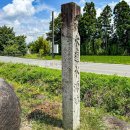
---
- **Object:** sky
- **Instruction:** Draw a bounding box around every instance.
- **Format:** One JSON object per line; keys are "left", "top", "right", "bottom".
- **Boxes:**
{"left": 0, "top": 0, "right": 130, "bottom": 43}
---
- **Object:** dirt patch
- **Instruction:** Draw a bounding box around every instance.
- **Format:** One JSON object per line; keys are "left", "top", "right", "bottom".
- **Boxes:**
{"left": 27, "top": 101, "right": 62, "bottom": 128}
{"left": 28, "top": 101, "right": 62, "bottom": 119}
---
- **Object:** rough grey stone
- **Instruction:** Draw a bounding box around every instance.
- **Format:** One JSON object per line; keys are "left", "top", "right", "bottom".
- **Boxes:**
{"left": 0, "top": 78, "right": 21, "bottom": 130}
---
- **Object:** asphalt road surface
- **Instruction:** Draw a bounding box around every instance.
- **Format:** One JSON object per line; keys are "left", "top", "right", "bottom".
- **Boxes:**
{"left": 0, "top": 56, "right": 130, "bottom": 77}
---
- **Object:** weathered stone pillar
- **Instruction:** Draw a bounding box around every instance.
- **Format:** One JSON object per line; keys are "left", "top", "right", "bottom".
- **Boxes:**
{"left": 61, "top": 2, "right": 80, "bottom": 130}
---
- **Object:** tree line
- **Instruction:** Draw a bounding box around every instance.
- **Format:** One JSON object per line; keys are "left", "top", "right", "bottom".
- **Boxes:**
{"left": 0, "top": 26, "right": 50, "bottom": 56}
{"left": 47, "top": 0, "right": 130, "bottom": 55}
{"left": 0, "top": 1, "right": 130, "bottom": 56}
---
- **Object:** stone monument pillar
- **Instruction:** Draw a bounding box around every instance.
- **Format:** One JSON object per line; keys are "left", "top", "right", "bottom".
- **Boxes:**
{"left": 61, "top": 2, "right": 81, "bottom": 130}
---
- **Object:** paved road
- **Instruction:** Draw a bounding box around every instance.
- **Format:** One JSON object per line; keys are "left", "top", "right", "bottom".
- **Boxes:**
{"left": 0, "top": 56, "right": 130, "bottom": 77}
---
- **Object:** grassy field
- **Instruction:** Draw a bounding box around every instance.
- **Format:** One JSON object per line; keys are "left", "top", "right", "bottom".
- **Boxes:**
{"left": 0, "top": 62, "right": 130, "bottom": 129}
{"left": 23, "top": 54, "right": 130, "bottom": 64}
{"left": 81, "top": 55, "right": 130, "bottom": 64}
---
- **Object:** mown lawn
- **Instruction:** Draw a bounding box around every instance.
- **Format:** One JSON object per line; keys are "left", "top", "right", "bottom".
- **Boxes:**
{"left": 0, "top": 62, "right": 129, "bottom": 130}
{"left": 23, "top": 54, "right": 130, "bottom": 64}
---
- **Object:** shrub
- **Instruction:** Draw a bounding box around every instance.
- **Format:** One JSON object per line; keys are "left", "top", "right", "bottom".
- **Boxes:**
{"left": 28, "top": 37, "right": 50, "bottom": 55}
{"left": 4, "top": 44, "right": 20, "bottom": 56}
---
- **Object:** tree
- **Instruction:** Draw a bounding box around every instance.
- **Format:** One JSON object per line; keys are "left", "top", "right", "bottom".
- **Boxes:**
{"left": 29, "top": 36, "right": 50, "bottom": 56}
{"left": 114, "top": 0, "right": 130, "bottom": 55}
{"left": 126, "top": 27, "right": 130, "bottom": 53}
{"left": 79, "top": 2, "right": 97, "bottom": 55}
{"left": 98, "top": 5, "right": 112, "bottom": 54}
{"left": 0, "top": 26, "right": 15, "bottom": 53}
{"left": 46, "top": 14, "right": 62, "bottom": 54}
{"left": 15, "top": 36, "right": 27, "bottom": 56}
{"left": 0, "top": 26, "right": 27, "bottom": 56}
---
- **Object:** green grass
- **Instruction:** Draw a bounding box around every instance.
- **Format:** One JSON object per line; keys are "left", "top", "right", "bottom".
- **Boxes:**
{"left": 81, "top": 55, "right": 130, "bottom": 64}
{"left": 23, "top": 54, "right": 130, "bottom": 65}
{"left": 23, "top": 54, "right": 61, "bottom": 60}
{"left": 0, "top": 62, "right": 130, "bottom": 129}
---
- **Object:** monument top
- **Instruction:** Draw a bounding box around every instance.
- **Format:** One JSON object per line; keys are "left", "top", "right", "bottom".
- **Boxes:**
{"left": 61, "top": 2, "right": 80, "bottom": 7}
{"left": 61, "top": 2, "right": 80, "bottom": 27}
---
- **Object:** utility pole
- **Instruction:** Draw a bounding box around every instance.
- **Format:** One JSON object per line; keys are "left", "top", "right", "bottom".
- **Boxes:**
{"left": 52, "top": 11, "right": 54, "bottom": 58}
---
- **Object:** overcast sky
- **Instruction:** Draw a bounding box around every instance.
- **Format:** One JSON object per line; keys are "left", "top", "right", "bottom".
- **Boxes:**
{"left": 0, "top": 0, "right": 129, "bottom": 43}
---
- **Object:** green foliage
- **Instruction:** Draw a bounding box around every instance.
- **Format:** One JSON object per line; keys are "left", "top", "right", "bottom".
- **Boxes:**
{"left": 97, "top": 5, "right": 112, "bottom": 54}
{"left": 4, "top": 44, "right": 20, "bottom": 56}
{"left": 15, "top": 35, "right": 27, "bottom": 55}
{"left": 0, "top": 25, "right": 15, "bottom": 53}
{"left": 114, "top": 0, "right": 130, "bottom": 55}
{"left": 0, "top": 62, "right": 130, "bottom": 116}
{"left": 79, "top": 3, "right": 113, "bottom": 55}
{"left": 0, "top": 26, "right": 27, "bottom": 56}
{"left": 39, "top": 49, "right": 44, "bottom": 57}
{"left": 28, "top": 36, "right": 50, "bottom": 56}
{"left": 79, "top": 2, "right": 97, "bottom": 55}
{"left": 94, "top": 38, "right": 104, "bottom": 54}
{"left": 79, "top": 1, "right": 130, "bottom": 55}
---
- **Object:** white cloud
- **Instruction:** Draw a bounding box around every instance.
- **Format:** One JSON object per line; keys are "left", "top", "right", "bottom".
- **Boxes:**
{"left": 78, "top": 0, "right": 86, "bottom": 14}
{"left": 0, "top": 0, "right": 53, "bottom": 43}
{"left": 3, "top": 0, "right": 35, "bottom": 17}
{"left": 13, "top": 17, "right": 50, "bottom": 43}
{"left": 108, "top": 1, "right": 117, "bottom": 10}
{"left": 14, "top": 20, "right": 21, "bottom": 26}
{"left": 96, "top": 1, "right": 118, "bottom": 18}
{"left": 79, "top": 0, "right": 86, "bottom": 5}
{"left": 96, "top": 8, "right": 102, "bottom": 18}
{"left": 54, "top": 11, "right": 60, "bottom": 18}
{"left": 35, "top": 3, "right": 54, "bottom": 13}
{"left": 81, "top": 6, "right": 84, "bottom": 14}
